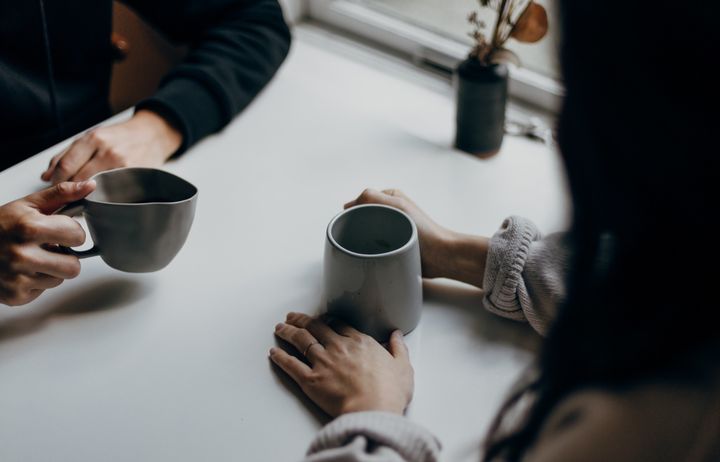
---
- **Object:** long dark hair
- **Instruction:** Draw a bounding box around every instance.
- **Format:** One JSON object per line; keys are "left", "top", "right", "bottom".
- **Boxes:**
{"left": 484, "top": 2, "right": 720, "bottom": 460}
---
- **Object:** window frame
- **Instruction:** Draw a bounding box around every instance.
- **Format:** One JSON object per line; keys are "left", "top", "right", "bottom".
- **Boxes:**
{"left": 306, "top": 0, "right": 564, "bottom": 112}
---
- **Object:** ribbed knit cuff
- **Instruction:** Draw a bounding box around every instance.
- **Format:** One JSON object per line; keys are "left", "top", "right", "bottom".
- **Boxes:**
{"left": 136, "top": 76, "right": 228, "bottom": 156}
{"left": 483, "top": 216, "right": 542, "bottom": 320}
{"left": 308, "top": 412, "right": 441, "bottom": 462}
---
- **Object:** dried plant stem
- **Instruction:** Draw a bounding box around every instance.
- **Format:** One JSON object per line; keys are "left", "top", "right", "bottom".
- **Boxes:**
{"left": 491, "top": 0, "right": 510, "bottom": 51}
{"left": 502, "top": 2, "right": 518, "bottom": 44}
{"left": 468, "top": 0, "right": 546, "bottom": 66}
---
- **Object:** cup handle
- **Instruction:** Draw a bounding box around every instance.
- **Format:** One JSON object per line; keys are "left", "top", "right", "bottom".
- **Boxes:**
{"left": 55, "top": 200, "right": 101, "bottom": 259}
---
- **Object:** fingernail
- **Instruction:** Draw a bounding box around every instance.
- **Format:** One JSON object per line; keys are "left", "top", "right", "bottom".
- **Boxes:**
{"left": 269, "top": 347, "right": 277, "bottom": 356}
{"left": 275, "top": 323, "right": 284, "bottom": 332}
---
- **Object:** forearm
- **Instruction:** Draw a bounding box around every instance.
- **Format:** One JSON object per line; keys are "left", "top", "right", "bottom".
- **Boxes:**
{"left": 127, "top": 110, "right": 182, "bottom": 160}
{"left": 436, "top": 231, "right": 489, "bottom": 289}
{"left": 430, "top": 216, "right": 570, "bottom": 335}
{"left": 126, "top": 0, "right": 292, "bottom": 151}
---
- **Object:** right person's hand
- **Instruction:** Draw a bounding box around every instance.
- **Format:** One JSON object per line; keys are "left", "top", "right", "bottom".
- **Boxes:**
{"left": 0, "top": 181, "right": 96, "bottom": 306}
{"left": 345, "top": 188, "right": 455, "bottom": 279}
{"left": 271, "top": 312, "right": 414, "bottom": 417}
{"left": 345, "top": 188, "right": 489, "bottom": 288}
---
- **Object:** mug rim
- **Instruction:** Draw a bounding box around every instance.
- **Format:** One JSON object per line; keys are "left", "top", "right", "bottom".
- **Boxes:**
{"left": 327, "top": 204, "right": 418, "bottom": 259}
{"left": 86, "top": 167, "right": 198, "bottom": 206}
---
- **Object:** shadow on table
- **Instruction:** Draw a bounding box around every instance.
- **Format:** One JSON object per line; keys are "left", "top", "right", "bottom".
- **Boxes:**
{"left": 0, "top": 277, "right": 151, "bottom": 345}
{"left": 383, "top": 126, "right": 505, "bottom": 162}
{"left": 423, "top": 279, "right": 541, "bottom": 353}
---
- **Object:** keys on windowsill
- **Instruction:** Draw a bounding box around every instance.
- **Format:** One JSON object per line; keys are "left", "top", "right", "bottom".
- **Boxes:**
{"left": 506, "top": 117, "right": 555, "bottom": 146}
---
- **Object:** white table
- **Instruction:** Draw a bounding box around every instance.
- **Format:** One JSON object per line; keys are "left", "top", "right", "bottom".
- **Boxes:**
{"left": 0, "top": 25, "right": 569, "bottom": 462}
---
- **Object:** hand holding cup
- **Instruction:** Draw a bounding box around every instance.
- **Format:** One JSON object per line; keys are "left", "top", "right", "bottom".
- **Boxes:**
{"left": 0, "top": 181, "right": 95, "bottom": 306}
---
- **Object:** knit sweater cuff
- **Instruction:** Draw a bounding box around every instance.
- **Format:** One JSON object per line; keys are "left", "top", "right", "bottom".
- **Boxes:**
{"left": 136, "top": 76, "right": 228, "bottom": 156}
{"left": 308, "top": 412, "right": 441, "bottom": 462}
{"left": 483, "top": 216, "right": 542, "bottom": 320}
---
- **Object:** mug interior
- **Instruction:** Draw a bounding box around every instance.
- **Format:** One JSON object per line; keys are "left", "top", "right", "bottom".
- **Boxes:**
{"left": 331, "top": 206, "right": 413, "bottom": 256}
{"left": 88, "top": 168, "right": 197, "bottom": 204}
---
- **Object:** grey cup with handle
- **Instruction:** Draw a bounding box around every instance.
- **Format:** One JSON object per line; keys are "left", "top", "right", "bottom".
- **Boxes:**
{"left": 57, "top": 167, "right": 198, "bottom": 273}
{"left": 324, "top": 204, "right": 423, "bottom": 341}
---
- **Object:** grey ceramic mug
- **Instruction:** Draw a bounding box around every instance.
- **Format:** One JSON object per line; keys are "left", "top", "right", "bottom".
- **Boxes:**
{"left": 324, "top": 204, "right": 422, "bottom": 341}
{"left": 58, "top": 167, "right": 198, "bottom": 273}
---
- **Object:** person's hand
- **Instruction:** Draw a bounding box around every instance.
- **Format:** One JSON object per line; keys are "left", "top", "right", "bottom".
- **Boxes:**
{"left": 0, "top": 181, "right": 95, "bottom": 306}
{"left": 41, "top": 110, "right": 182, "bottom": 184}
{"left": 345, "top": 189, "right": 454, "bottom": 279}
{"left": 270, "top": 312, "right": 414, "bottom": 417}
{"left": 345, "top": 188, "right": 490, "bottom": 288}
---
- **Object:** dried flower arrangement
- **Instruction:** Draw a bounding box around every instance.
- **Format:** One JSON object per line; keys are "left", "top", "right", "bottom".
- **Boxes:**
{"left": 468, "top": 0, "right": 549, "bottom": 65}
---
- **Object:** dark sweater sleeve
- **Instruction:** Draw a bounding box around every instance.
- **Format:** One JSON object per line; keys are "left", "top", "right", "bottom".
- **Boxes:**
{"left": 121, "top": 0, "right": 291, "bottom": 153}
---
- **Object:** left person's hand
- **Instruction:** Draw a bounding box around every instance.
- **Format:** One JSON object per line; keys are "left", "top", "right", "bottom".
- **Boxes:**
{"left": 41, "top": 110, "right": 182, "bottom": 184}
{"left": 270, "top": 312, "right": 414, "bottom": 418}
{"left": 0, "top": 181, "right": 96, "bottom": 306}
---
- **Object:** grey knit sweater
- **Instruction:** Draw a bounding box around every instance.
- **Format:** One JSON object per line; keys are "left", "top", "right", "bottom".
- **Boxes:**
{"left": 298, "top": 217, "right": 720, "bottom": 462}
{"left": 303, "top": 216, "right": 564, "bottom": 461}
{"left": 480, "top": 216, "right": 569, "bottom": 336}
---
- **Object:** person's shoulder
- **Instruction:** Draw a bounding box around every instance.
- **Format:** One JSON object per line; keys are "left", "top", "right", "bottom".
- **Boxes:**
{"left": 524, "top": 381, "right": 717, "bottom": 462}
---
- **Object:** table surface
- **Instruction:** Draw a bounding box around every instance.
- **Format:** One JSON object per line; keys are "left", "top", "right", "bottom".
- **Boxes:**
{"left": 0, "top": 25, "right": 569, "bottom": 462}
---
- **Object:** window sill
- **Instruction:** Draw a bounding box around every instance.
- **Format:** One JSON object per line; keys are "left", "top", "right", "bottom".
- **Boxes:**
{"left": 306, "top": 0, "right": 564, "bottom": 113}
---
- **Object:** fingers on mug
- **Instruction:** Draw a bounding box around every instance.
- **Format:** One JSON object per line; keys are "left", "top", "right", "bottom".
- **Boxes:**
{"left": 54, "top": 200, "right": 101, "bottom": 258}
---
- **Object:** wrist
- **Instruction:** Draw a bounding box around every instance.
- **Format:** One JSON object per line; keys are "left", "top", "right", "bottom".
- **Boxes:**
{"left": 340, "top": 396, "right": 406, "bottom": 416}
{"left": 441, "top": 231, "right": 489, "bottom": 288}
{"left": 133, "top": 109, "right": 183, "bottom": 160}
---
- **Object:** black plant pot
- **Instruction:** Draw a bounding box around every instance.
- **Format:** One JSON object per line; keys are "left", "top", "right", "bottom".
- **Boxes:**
{"left": 454, "top": 59, "right": 508, "bottom": 157}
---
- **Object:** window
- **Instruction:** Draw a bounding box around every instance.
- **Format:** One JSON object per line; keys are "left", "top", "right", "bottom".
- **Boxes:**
{"left": 308, "top": 0, "right": 563, "bottom": 111}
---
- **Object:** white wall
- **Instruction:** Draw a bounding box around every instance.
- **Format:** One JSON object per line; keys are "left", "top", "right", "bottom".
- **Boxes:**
{"left": 280, "top": 0, "right": 308, "bottom": 24}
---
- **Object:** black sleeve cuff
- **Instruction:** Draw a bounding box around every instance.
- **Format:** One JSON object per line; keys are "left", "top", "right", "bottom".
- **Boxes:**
{"left": 136, "top": 77, "right": 227, "bottom": 156}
